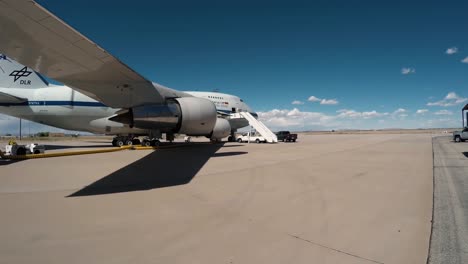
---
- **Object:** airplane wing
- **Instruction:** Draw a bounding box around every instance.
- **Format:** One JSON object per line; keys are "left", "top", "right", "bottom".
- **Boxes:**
{"left": 0, "top": 91, "right": 27, "bottom": 104}
{"left": 0, "top": 0, "right": 182, "bottom": 108}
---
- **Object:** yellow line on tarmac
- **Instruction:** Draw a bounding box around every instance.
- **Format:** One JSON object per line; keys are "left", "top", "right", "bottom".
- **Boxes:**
{"left": 0, "top": 145, "right": 133, "bottom": 160}
{"left": 0, "top": 142, "right": 205, "bottom": 160}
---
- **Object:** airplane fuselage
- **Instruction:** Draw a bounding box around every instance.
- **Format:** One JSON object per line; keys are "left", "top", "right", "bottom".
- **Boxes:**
{"left": 0, "top": 85, "right": 253, "bottom": 135}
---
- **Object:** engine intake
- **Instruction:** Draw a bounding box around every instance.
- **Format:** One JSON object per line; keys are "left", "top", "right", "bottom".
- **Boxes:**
{"left": 175, "top": 97, "right": 217, "bottom": 136}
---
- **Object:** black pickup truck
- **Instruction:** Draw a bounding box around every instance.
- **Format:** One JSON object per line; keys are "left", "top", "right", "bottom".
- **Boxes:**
{"left": 275, "top": 131, "right": 298, "bottom": 142}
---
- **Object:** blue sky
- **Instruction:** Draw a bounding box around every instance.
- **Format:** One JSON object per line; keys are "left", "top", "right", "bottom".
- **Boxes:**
{"left": 1, "top": 0, "right": 468, "bottom": 133}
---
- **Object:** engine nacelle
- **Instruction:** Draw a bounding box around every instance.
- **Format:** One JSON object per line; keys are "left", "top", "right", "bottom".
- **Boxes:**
{"left": 110, "top": 97, "right": 218, "bottom": 136}
{"left": 210, "top": 118, "right": 231, "bottom": 140}
{"left": 175, "top": 97, "right": 217, "bottom": 136}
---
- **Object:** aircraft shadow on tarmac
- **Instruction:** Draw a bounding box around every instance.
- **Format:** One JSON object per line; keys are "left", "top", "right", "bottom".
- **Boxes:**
{"left": 68, "top": 143, "right": 247, "bottom": 197}
{"left": 0, "top": 159, "right": 21, "bottom": 166}
{"left": 463, "top": 152, "right": 468, "bottom": 158}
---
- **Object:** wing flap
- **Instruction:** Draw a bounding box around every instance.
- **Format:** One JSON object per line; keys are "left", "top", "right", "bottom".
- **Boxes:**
{"left": 0, "top": 0, "right": 165, "bottom": 108}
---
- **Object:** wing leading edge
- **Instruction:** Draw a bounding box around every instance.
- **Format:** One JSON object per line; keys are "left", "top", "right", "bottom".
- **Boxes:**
{"left": 0, "top": 0, "right": 180, "bottom": 108}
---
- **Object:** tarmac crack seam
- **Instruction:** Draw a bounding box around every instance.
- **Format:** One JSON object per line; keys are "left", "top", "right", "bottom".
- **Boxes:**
{"left": 288, "top": 234, "right": 384, "bottom": 264}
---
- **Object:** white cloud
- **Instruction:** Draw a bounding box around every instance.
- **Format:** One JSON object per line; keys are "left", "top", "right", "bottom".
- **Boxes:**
{"left": 446, "top": 47, "right": 458, "bottom": 55}
{"left": 393, "top": 108, "right": 406, "bottom": 114}
{"left": 258, "top": 108, "right": 335, "bottom": 130}
{"left": 336, "top": 109, "right": 362, "bottom": 119}
{"left": 287, "top": 108, "right": 302, "bottom": 116}
{"left": 307, "top": 96, "right": 321, "bottom": 102}
{"left": 462, "top": 57, "right": 468, "bottom": 64}
{"left": 362, "top": 111, "right": 383, "bottom": 119}
{"left": 392, "top": 108, "right": 408, "bottom": 119}
{"left": 308, "top": 95, "right": 339, "bottom": 105}
{"left": 257, "top": 106, "right": 458, "bottom": 131}
{"left": 336, "top": 109, "right": 388, "bottom": 119}
{"left": 427, "top": 92, "right": 467, "bottom": 107}
{"left": 291, "top": 100, "right": 304, "bottom": 105}
{"left": 416, "top": 109, "right": 429, "bottom": 114}
{"left": 446, "top": 92, "right": 458, "bottom": 100}
{"left": 258, "top": 108, "right": 387, "bottom": 131}
{"left": 320, "top": 99, "right": 339, "bottom": 105}
{"left": 401, "top": 68, "right": 416, "bottom": 75}
{"left": 434, "top": 109, "right": 453, "bottom": 115}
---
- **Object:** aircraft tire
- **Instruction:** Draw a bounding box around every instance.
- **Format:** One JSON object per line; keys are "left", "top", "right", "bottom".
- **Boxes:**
{"left": 116, "top": 140, "right": 124, "bottom": 147}
{"left": 16, "top": 147, "right": 26, "bottom": 156}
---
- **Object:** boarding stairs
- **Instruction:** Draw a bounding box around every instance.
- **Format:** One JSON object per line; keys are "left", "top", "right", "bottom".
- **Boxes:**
{"left": 239, "top": 112, "right": 278, "bottom": 143}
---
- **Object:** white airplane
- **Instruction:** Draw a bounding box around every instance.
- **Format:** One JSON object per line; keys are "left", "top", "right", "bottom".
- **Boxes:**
{"left": 0, "top": 1, "right": 258, "bottom": 146}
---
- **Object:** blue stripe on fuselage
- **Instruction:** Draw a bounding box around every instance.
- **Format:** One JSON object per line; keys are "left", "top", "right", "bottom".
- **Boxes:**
{"left": 0, "top": 101, "right": 107, "bottom": 107}
{"left": 0, "top": 101, "right": 259, "bottom": 118}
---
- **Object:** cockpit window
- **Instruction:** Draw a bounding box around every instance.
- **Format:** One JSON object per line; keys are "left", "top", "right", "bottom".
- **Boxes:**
{"left": 240, "top": 99, "right": 244, "bottom": 102}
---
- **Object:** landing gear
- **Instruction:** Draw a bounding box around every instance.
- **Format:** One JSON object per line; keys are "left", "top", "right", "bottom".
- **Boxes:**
{"left": 141, "top": 138, "right": 161, "bottom": 147}
{"left": 166, "top": 133, "right": 175, "bottom": 143}
{"left": 228, "top": 130, "right": 237, "bottom": 142}
{"left": 210, "top": 137, "right": 222, "bottom": 143}
{"left": 112, "top": 138, "right": 125, "bottom": 147}
{"left": 112, "top": 135, "right": 139, "bottom": 147}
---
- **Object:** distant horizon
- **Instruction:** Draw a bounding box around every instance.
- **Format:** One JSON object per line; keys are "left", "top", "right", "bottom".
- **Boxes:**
{"left": 0, "top": 126, "right": 461, "bottom": 137}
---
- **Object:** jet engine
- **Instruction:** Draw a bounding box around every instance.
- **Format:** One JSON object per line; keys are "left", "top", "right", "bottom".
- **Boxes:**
{"left": 210, "top": 117, "right": 231, "bottom": 141}
{"left": 110, "top": 97, "right": 230, "bottom": 138}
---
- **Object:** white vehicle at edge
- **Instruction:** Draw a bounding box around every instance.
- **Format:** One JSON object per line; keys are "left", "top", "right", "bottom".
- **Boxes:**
{"left": 5, "top": 142, "right": 45, "bottom": 156}
{"left": 236, "top": 132, "right": 267, "bottom": 143}
{"left": 0, "top": 1, "right": 264, "bottom": 146}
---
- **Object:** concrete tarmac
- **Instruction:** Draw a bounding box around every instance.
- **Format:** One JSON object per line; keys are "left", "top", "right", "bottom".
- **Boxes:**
{"left": 429, "top": 136, "right": 468, "bottom": 263}
{"left": 0, "top": 134, "right": 433, "bottom": 264}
